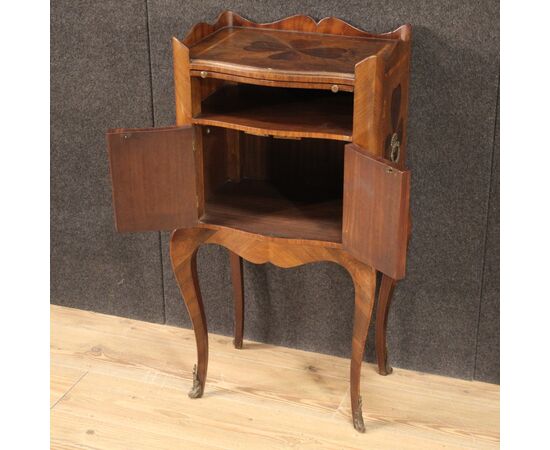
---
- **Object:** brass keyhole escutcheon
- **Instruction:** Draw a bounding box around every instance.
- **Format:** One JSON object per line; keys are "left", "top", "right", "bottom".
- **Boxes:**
{"left": 200, "top": 71, "right": 208, "bottom": 79}
{"left": 390, "top": 133, "right": 400, "bottom": 163}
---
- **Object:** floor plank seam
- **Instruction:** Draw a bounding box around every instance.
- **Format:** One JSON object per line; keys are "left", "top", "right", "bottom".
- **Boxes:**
{"left": 51, "top": 371, "right": 89, "bottom": 410}
{"left": 331, "top": 386, "right": 350, "bottom": 418}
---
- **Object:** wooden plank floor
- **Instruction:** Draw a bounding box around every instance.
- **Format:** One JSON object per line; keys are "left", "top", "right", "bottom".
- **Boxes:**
{"left": 51, "top": 305, "right": 499, "bottom": 449}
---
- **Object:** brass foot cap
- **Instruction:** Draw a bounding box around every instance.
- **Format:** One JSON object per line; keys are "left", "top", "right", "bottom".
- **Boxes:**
{"left": 353, "top": 417, "right": 366, "bottom": 433}
{"left": 352, "top": 396, "right": 365, "bottom": 433}
{"left": 188, "top": 385, "right": 203, "bottom": 399}
{"left": 188, "top": 364, "right": 204, "bottom": 398}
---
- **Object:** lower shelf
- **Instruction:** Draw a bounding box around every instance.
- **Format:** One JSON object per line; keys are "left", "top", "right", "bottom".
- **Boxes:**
{"left": 200, "top": 180, "right": 343, "bottom": 243}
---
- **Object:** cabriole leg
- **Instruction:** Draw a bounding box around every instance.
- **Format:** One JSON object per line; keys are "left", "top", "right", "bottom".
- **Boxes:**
{"left": 375, "top": 274, "right": 396, "bottom": 376}
{"left": 348, "top": 264, "right": 376, "bottom": 433}
{"left": 170, "top": 228, "right": 213, "bottom": 398}
{"left": 229, "top": 252, "right": 244, "bottom": 349}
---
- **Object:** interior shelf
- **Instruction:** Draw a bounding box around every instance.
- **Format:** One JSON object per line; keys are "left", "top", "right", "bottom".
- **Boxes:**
{"left": 200, "top": 179, "right": 343, "bottom": 243}
{"left": 193, "top": 84, "right": 353, "bottom": 141}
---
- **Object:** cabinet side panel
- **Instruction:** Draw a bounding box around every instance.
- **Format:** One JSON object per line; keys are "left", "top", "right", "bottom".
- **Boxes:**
{"left": 382, "top": 40, "right": 411, "bottom": 167}
{"left": 352, "top": 56, "right": 385, "bottom": 155}
{"left": 343, "top": 145, "right": 410, "bottom": 279}
{"left": 172, "top": 38, "right": 193, "bottom": 126}
{"left": 107, "top": 127, "right": 197, "bottom": 232}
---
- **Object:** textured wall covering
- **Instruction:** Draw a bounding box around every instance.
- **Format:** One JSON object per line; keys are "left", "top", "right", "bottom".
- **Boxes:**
{"left": 51, "top": 0, "right": 500, "bottom": 382}
{"left": 475, "top": 99, "right": 500, "bottom": 384}
{"left": 51, "top": 0, "right": 165, "bottom": 321}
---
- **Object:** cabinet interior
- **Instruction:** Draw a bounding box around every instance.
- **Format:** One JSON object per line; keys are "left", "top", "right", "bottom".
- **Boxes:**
{"left": 199, "top": 126, "right": 345, "bottom": 243}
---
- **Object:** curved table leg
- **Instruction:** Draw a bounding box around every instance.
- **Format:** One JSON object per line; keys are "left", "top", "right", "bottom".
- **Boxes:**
{"left": 229, "top": 252, "right": 244, "bottom": 349}
{"left": 170, "top": 228, "right": 213, "bottom": 398}
{"left": 347, "top": 262, "right": 376, "bottom": 433}
{"left": 171, "top": 226, "right": 377, "bottom": 432}
{"left": 375, "top": 274, "right": 396, "bottom": 376}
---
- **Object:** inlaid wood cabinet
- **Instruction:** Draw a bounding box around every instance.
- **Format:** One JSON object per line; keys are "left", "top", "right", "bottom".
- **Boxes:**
{"left": 106, "top": 11, "right": 412, "bottom": 432}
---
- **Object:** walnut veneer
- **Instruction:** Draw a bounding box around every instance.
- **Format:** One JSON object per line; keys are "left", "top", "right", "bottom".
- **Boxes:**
{"left": 106, "top": 11, "right": 412, "bottom": 433}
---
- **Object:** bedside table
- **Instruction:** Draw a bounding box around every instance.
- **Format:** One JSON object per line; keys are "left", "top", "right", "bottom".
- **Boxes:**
{"left": 106, "top": 11, "right": 412, "bottom": 432}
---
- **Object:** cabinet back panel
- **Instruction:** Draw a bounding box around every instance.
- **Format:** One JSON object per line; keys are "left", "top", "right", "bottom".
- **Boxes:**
{"left": 241, "top": 133, "right": 344, "bottom": 201}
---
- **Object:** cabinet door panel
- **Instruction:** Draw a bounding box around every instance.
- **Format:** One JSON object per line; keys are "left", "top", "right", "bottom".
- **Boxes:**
{"left": 107, "top": 126, "right": 197, "bottom": 232}
{"left": 342, "top": 143, "right": 410, "bottom": 279}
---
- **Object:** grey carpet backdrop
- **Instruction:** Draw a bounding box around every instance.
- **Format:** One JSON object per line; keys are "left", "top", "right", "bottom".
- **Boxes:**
{"left": 51, "top": 0, "right": 500, "bottom": 383}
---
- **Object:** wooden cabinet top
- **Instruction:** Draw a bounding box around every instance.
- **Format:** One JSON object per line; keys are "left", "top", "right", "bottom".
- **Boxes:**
{"left": 179, "top": 11, "right": 411, "bottom": 88}
{"left": 189, "top": 27, "right": 397, "bottom": 85}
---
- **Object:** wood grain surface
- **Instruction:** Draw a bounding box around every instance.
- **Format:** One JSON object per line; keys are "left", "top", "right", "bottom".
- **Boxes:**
{"left": 343, "top": 144, "right": 411, "bottom": 279}
{"left": 51, "top": 305, "right": 500, "bottom": 449}
{"left": 201, "top": 179, "right": 343, "bottom": 243}
{"left": 178, "top": 11, "right": 408, "bottom": 88}
{"left": 107, "top": 126, "right": 197, "bottom": 232}
{"left": 193, "top": 84, "right": 353, "bottom": 141}
{"left": 189, "top": 27, "right": 397, "bottom": 86}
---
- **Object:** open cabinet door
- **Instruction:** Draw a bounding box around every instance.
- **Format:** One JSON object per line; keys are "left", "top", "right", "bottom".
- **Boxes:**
{"left": 342, "top": 143, "right": 410, "bottom": 279}
{"left": 107, "top": 126, "right": 197, "bottom": 232}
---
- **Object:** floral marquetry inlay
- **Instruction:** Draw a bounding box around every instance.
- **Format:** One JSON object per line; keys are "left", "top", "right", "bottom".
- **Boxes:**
{"left": 244, "top": 38, "right": 349, "bottom": 61}
{"left": 184, "top": 12, "right": 407, "bottom": 85}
